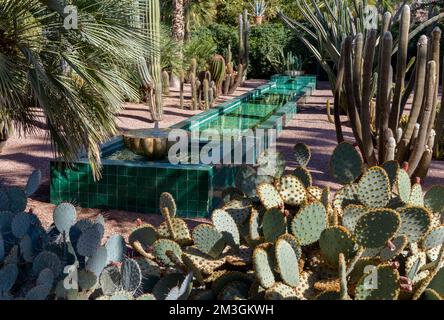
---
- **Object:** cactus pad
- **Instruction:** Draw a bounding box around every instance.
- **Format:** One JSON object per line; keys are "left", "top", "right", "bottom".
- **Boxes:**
{"left": 153, "top": 273, "right": 192, "bottom": 300}
{"left": 192, "top": 224, "right": 226, "bottom": 258}
{"left": 382, "top": 160, "right": 399, "bottom": 189}
{"left": 53, "top": 203, "right": 77, "bottom": 235}
{"left": 319, "top": 226, "right": 357, "bottom": 266}
{"left": 159, "top": 192, "right": 176, "bottom": 217}
{"left": 25, "top": 285, "right": 51, "bottom": 300}
{"left": 307, "top": 186, "right": 323, "bottom": 202}
{"left": 424, "top": 186, "right": 444, "bottom": 214}
{"left": 275, "top": 239, "right": 300, "bottom": 287}
{"left": 291, "top": 201, "right": 327, "bottom": 246}
{"left": 158, "top": 218, "right": 192, "bottom": 245}
{"left": 212, "top": 209, "right": 240, "bottom": 248}
{"left": 32, "top": 251, "right": 62, "bottom": 278}
{"left": 354, "top": 209, "right": 401, "bottom": 248}
{"left": 342, "top": 204, "right": 368, "bottom": 232}
{"left": 348, "top": 257, "right": 381, "bottom": 284}
{"left": 355, "top": 264, "right": 400, "bottom": 300}
{"left": 11, "top": 212, "right": 31, "bottom": 239}
{"left": 265, "top": 282, "right": 298, "bottom": 300}
{"left": 427, "top": 267, "right": 444, "bottom": 298}
{"left": 5, "top": 187, "right": 27, "bottom": 213}
{"left": 18, "top": 236, "right": 35, "bottom": 262}
{"left": 257, "top": 150, "right": 286, "bottom": 178}
{"left": 253, "top": 244, "right": 275, "bottom": 289}
{"left": 262, "top": 208, "right": 286, "bottom": 242}
{"left": 121, "top": 258, "right": 142, "bottom": 293}
{"left": 249, "top": 206, "right": 264, "bottom": 241}
{"left": 333, "top": 184, "right": 360, "bottom": 213}
{"left": 222, "top": 199, "right": 252, "bottom": 225}
{"left": 293, "top": 166, "right": 312, "bottom": 188}
{"left": 153, "top": 239, "right": 182, "bottom": 267}
{"left": 105, "top": 234, "right": 126, "bottom": 264}
{"left": 294, "top": 142, "right": 311, "bottom": 167}
{"left": 183, "top": 248, "right": 226, "bottom": 276}
{"left": 78, "top": 269, "right": 98, "bottom": 291}
{"left": 86, "top": 246, "right": 108, "bottom": 277}
{"left": 379, "top": 235, "right": 408, "bottom": 261}
{"left": 217, "top": 280, "right": 250, "bottom": 300}
{"left": 409, "top": 184, "right": 424, "bottom": 206}
{"left": 235, "top": 166, "right": 258, "bottom": 197}
{"left": 24, "top": 170, "right": 42, "bottom": 197}
{"left": 330, "top": 142, "right": 363, "bottom": 184}
{"left": 36, "top": 268, "right": 54, "bottom": 289}
{"left": 257, "top": 183, "right": 284, "bottom": 210}
{"left": 278, "top": 175, "right": 307, "bottom": 206}
{"left": 278, "top": 234, "right": 302, "bottom": 260}
{"left": 77, "top": 223, "right": 102, "bottom": 257}
{"left": 129, "top": 224, "right": 158, "bottom": 249}
{"left": 357, "top": 167, "right": 391, "bottom": 208}
{"left": 397, "top": 206, "right": 432, "bottom": 242}
{"left": 0, "top": 263, "right": 18, "bottom": 293}
{"left": 395, "top": 169, "right": 411, "bottom": 203}
{"left": 421, "top": 226, "right": 444, "bottom": 250}
{"left": 421, "top": 288, "right": 443, "bottom": 300}
{"left": 100, "top": 266, "right": 122, "bottom": 296}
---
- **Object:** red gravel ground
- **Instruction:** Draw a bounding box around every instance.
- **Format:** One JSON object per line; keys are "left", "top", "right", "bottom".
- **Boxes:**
{"left": 1, "top": 80, "right": 443, "bottom": 241}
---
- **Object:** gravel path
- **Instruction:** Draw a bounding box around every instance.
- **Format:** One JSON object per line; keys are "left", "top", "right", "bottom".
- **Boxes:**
{"left": 1, "top": 80, "right": 443, "bottom": 240}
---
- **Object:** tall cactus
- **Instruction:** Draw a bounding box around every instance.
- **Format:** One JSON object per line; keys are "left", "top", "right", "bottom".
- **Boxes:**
{"left": 139, "top": 0, "right": 163, "bottom": 121}
{"left": 238, "top": 10, "right": 250, "bottom": 83}
{"left": 209, "top": 55, "right": 226, "bottom": 97}
{"left": 338, "top": 4, "right": 442, "bottom": 178}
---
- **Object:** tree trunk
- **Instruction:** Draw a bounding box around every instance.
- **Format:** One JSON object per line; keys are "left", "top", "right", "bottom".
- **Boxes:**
{"left": 172, "top": 0, "right": 185, "bottom": 47}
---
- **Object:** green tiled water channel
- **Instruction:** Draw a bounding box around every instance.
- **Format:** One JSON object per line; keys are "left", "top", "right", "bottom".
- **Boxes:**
{"left": 50, "top": 75, "right": 316, "bottom": 217}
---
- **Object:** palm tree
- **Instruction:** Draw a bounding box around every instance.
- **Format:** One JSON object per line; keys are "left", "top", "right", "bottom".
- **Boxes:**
{"left": 172, "top": 0, "right": 185, "bottom": 46}
{"left": 0, "top": 0, "right": 150, "bottom": 178}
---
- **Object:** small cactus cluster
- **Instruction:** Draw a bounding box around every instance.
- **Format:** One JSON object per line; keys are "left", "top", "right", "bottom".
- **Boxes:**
{"left": 0, "top": 172, "right": 188, "bottom": 300}
{"left": 188, "top": 59, "right": 216, "bottom": 111}
{"left": 180, "top": 10, "right": 249, "bottom": 110}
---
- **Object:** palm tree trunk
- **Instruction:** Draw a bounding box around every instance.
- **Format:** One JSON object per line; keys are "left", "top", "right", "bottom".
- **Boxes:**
{"left": 172, "top": 0, "right": 185, "bottom": 47}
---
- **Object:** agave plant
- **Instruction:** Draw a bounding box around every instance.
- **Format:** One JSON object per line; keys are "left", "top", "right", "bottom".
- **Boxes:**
{"left": 0, "top": 0, "right": 150, "bottom": 178}
{"left": 250, "top": 0, "right": 267, "bottom": 24}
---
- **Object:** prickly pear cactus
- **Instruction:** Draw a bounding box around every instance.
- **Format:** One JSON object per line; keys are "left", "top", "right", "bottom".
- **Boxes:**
{"left": 291, "top": 202, "right": 327, "bottom": 246}
{"left": 330, "top": 142, "right": 363, "bottom": 184}
{"left": 357, "top": 167, "right": 391, "bottom": 208}
{"left": 355, "top": 265, "right": 400, "bottom": 300}
{"left": 279, "top": 175, "right": 307, "bottom": 206}
{"left": 354, "top": 209, "right": 401, "bottom": 248}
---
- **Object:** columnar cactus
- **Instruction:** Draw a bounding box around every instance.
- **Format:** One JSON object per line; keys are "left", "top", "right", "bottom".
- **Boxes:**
{"left": 209, "top": 54, "right": 226, "bottom": 97}
{"left": 336, "top": 5, "right": 442, "bottom": 178}
{"left": 140, "top": 0, "right": 163, "bottom": 121}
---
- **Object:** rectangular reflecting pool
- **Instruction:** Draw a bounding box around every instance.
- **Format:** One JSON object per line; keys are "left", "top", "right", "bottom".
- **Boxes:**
{"left": 50, "top": 75, "right": 316, "bottom": 217}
